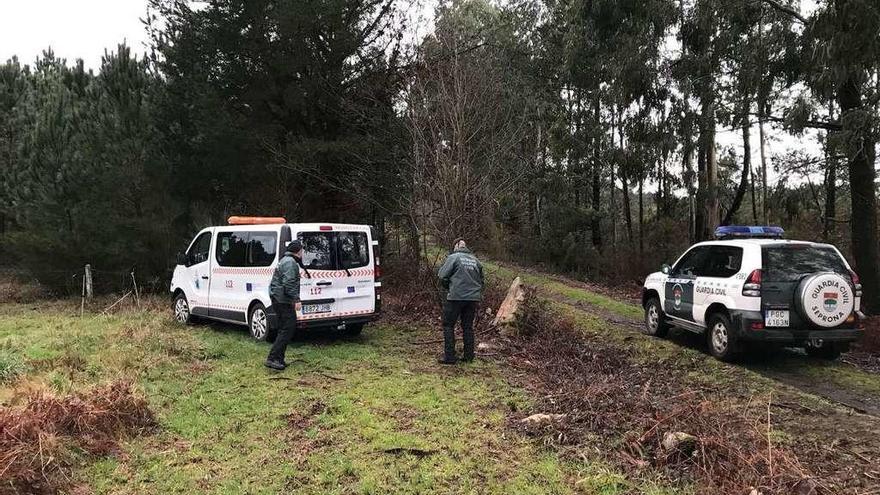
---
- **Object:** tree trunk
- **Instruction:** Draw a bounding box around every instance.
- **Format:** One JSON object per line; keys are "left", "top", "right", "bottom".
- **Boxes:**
{"left": 621, "top": 170, "right": 633, "bottom": 244}
{"left": 638, "top": 175, "right": 644, "bottom": 256}
{"left": 683, "top": 126, "right": 695, "bottom": 242}
{"left": 695, "top": 116, "right": 708, "bottom": 240}
{"left": 722, "top": 115, "right": 751, "bottom": 226}
{"left": 823, "top": 102, "right": 837, "bottom": 242}
{"left": 610, "top": 108, "right": 618, "bottom": 248}
{"left": 758, "top": 109, "right": 769, "bottom": 224}
{"left": 838, "top": 76, "right": 880, "bottom": 313}
{"left": 750, "top": 163, "right": 758, "bottom": 224}
{"left": 705, "top": 100, "right": 719, "bottom": 237}
{"left": 591, "top": 94, "right": 602, "bottom": 250}
{"left": 657, "top": 160, "right": 663, "bottom": 219}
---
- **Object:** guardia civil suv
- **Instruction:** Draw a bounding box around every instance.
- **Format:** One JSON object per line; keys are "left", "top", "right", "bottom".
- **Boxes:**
{"left": 641, "top": 226, "right": 865, "bottom": 361}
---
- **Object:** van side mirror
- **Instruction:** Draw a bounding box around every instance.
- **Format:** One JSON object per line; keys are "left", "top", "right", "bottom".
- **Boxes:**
{"left": 661, "top": 263, "right": 671, "bottom": 275}
{"left": 177, "top": 252, "right": 187, "bottom": 266}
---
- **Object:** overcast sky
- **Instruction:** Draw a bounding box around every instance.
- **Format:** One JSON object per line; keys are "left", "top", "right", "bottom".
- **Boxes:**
{"left": 0, "top": 0, "right": 151, "bottom": 69}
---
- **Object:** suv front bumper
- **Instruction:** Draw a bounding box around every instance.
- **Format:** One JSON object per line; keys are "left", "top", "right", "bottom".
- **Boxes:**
{"left": 730, "top": 310, "right": 864, "bottom": 343}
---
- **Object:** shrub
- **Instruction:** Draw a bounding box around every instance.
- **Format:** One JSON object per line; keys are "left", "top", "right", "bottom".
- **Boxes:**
{"left": 0, "top": 349, "right": 28, "bottom": 383}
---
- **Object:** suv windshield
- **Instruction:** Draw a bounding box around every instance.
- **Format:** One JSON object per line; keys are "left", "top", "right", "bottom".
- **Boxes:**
{"left": 762, "top": 245, "right": 848, "bottom": 282}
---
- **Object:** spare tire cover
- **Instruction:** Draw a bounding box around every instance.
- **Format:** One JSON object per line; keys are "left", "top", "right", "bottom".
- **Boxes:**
{"left": 797, "top": 272, "right": 855, "bottom": 328}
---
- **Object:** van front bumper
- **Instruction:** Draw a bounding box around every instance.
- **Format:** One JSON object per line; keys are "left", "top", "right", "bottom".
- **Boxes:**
{"left": 730, "top": 310, "right": 864, "bottom": 343}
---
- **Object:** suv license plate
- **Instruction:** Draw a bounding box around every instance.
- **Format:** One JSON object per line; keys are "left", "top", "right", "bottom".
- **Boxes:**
{"left": 303, "top": 303, "right": 332, "bottom": 314}
{"left": 765, "top": 310, "right": 789, "bottom": 327}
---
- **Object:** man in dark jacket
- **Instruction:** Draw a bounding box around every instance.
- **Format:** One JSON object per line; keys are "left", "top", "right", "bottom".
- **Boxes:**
{"left": 266, "top": 240, "right": 303, "bottom": 370}
{"left": 437, "top": 238, "right": 484, "bottom": 364}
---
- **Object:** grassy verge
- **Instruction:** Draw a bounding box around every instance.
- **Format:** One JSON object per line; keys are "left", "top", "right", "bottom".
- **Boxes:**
{"left": 0, "top": 301, "right": 676, "bottom": 494}
{"left": 485, "top": 262, "right": 642, "bottom": 320}
{"left": 485, "top": 260, "right": 880, "bottom": 401}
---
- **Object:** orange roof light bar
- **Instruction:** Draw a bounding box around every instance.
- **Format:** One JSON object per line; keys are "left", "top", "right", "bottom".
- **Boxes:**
{"left": 227, "top": 216, "right": 287, "bottom": 225}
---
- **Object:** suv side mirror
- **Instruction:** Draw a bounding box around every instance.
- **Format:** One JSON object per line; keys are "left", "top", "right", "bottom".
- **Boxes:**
{"left": 661, "top": 263, "right": 671, "bottom": 275}
{"left": 176, "top": 252, "right": 187, "bottom": 266}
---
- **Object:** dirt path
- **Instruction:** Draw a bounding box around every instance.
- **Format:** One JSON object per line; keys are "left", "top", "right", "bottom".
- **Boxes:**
{"left": 488, "top": 260, "right": 880, "bottom": 418}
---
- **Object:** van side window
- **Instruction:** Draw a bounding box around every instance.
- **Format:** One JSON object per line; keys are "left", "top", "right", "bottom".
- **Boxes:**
{"left": 248, "top": 232, "right": 277, "bottom": 267}
{"left": 216, "top": 232, "right": 248, "bottom": 267}
{"left": 187, "top": 232, "right": 212, "bottom": 266}
{"left": 298, "top": 232, "right": 336, "bottom": 270}
{"left": 339, "top": 232, "right": 369, "bottom": 269}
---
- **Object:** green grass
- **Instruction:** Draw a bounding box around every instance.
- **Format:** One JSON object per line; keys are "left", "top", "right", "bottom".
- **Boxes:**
{"left": 484, "top": 259, "right": 880, "bottom": 407}
{"left": 0, "top": 301, "right": 679, "bottom": 494}
{"left": 0, "top": 348, "right": 28, "bottom": 383}
{"left": 484, "top": 262, "right": 642, "bottom": 320}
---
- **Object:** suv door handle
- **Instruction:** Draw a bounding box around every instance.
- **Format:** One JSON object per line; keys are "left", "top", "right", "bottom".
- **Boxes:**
{"left": 201, "top": 276, "right": 209, "bottom": 280}
{"left": 316, "top": 281, "right": 332, "bottom": 286}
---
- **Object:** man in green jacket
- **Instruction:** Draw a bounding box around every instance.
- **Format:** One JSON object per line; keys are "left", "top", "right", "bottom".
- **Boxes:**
{"left": 266, "top": 240, "right": 303, "bottom": 370}
{"left": 437, "top": 238, "right": 484, "bottom": 364}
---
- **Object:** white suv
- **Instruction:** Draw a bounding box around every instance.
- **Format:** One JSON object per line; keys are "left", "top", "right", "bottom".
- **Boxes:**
{"left": 641, "top": 226, "right": 865, "bottom": 361}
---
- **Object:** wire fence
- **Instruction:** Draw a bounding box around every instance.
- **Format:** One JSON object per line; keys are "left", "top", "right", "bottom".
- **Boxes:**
{"left": 0, "top": 265, "right": 173, "bottom": 300}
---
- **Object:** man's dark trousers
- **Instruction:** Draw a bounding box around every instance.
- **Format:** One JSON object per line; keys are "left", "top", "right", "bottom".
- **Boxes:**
{"left": 268, "top": 297, "right": 296, "bottom": 363}
{"left": 442, "top": 300, "right": 478, "bottom": 361}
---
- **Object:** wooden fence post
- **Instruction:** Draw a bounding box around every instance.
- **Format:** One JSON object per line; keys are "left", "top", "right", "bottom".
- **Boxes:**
{"left": 131, "top": 270, "right": 140, "bottom": 308}
{"left": 84, "top": 264, "right": 93, "bottom": 299}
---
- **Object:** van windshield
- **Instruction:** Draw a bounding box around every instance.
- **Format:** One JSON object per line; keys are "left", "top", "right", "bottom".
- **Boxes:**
{"left": 762, "top": 245, "right": 848, "bottom": 282}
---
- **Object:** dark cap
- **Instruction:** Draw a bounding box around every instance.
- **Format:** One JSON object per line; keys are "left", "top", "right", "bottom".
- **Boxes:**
{"left": 286, "top": 240, "right": 303, "bottom": 253}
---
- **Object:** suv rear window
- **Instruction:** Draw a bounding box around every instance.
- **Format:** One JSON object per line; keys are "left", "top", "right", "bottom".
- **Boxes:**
{"left": 762, "top": 245, "right": 848, "bottom": 282}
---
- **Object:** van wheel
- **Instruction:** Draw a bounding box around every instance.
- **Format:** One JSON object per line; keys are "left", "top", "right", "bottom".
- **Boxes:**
{"left": 707, "top": 313, "right": 739, "bottom": 362}
{"left": 249, "top": 303, "right": 270, "bottom": 341}
{"left": 173, "top": 293, "right": 194, "bottom": 325}
{"left": 643, "top": 298, "right": 669, "bottom": 337}
{"left": 806, "top": 341, "right": 848, "bottom": 360}
{"left": 343, "top": 323, "right": 364, "bottom": 337}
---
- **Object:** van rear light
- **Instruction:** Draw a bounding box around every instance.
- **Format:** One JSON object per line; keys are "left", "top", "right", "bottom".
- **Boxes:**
{"left": 374, "top": 256, "right": 382, "bottom": 279}
{"left": 319, "top": 225, "right": 333, "bottom": 231}
{"left": 742, "top": 269, "right": 762, "bottom": 297}
{"left": 850, "top": 270, "right": 863, "bottom": 297}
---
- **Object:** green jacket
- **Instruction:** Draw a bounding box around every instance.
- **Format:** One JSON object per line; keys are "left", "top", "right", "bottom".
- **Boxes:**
{"left": 438, "top": 248, "right": 484, "bottom": 301}
{"left": 269, "top": 253, "right": 301, "bottom": 304}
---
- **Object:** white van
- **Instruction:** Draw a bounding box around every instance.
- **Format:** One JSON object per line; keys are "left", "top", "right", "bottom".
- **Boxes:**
{"left": 170, "top": 217, "right": 381, "bottom": 340}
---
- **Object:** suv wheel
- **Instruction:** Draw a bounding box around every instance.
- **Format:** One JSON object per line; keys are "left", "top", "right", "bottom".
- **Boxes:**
{"left": 643, "top": 298, "right": 669, "bottom": 337}
{"left": 249, "top": 303, "right": 270, "bottom": 341}
{"left": 805, "top": 341, "right": 848, "bottom": 360}
{"left": 707, "top": 313, "right": 739, "bottom": 362}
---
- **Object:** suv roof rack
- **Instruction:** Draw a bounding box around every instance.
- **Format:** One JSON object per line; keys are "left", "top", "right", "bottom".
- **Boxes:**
{"left": 715, "top": 225, "right": 784, "bottom": 240}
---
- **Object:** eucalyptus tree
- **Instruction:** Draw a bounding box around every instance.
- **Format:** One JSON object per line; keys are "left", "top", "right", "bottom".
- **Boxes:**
{"left": 801, "top": 0, "right": 880, "bottom": 312}
{"left": 544, "top": 0, "right": 675, "bottom": 251}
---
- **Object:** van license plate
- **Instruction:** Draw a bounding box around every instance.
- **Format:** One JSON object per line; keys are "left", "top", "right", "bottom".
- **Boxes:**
{"left": 303, "top": 303, "right": 332, "bottom": 314}
{"left": 765, "top": 310, "right": 789, "bottom": 327}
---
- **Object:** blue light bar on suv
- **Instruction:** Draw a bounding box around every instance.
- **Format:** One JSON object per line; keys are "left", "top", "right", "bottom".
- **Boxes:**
{"left": 715, "top": 225, "right": 785, "bottom": 239}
